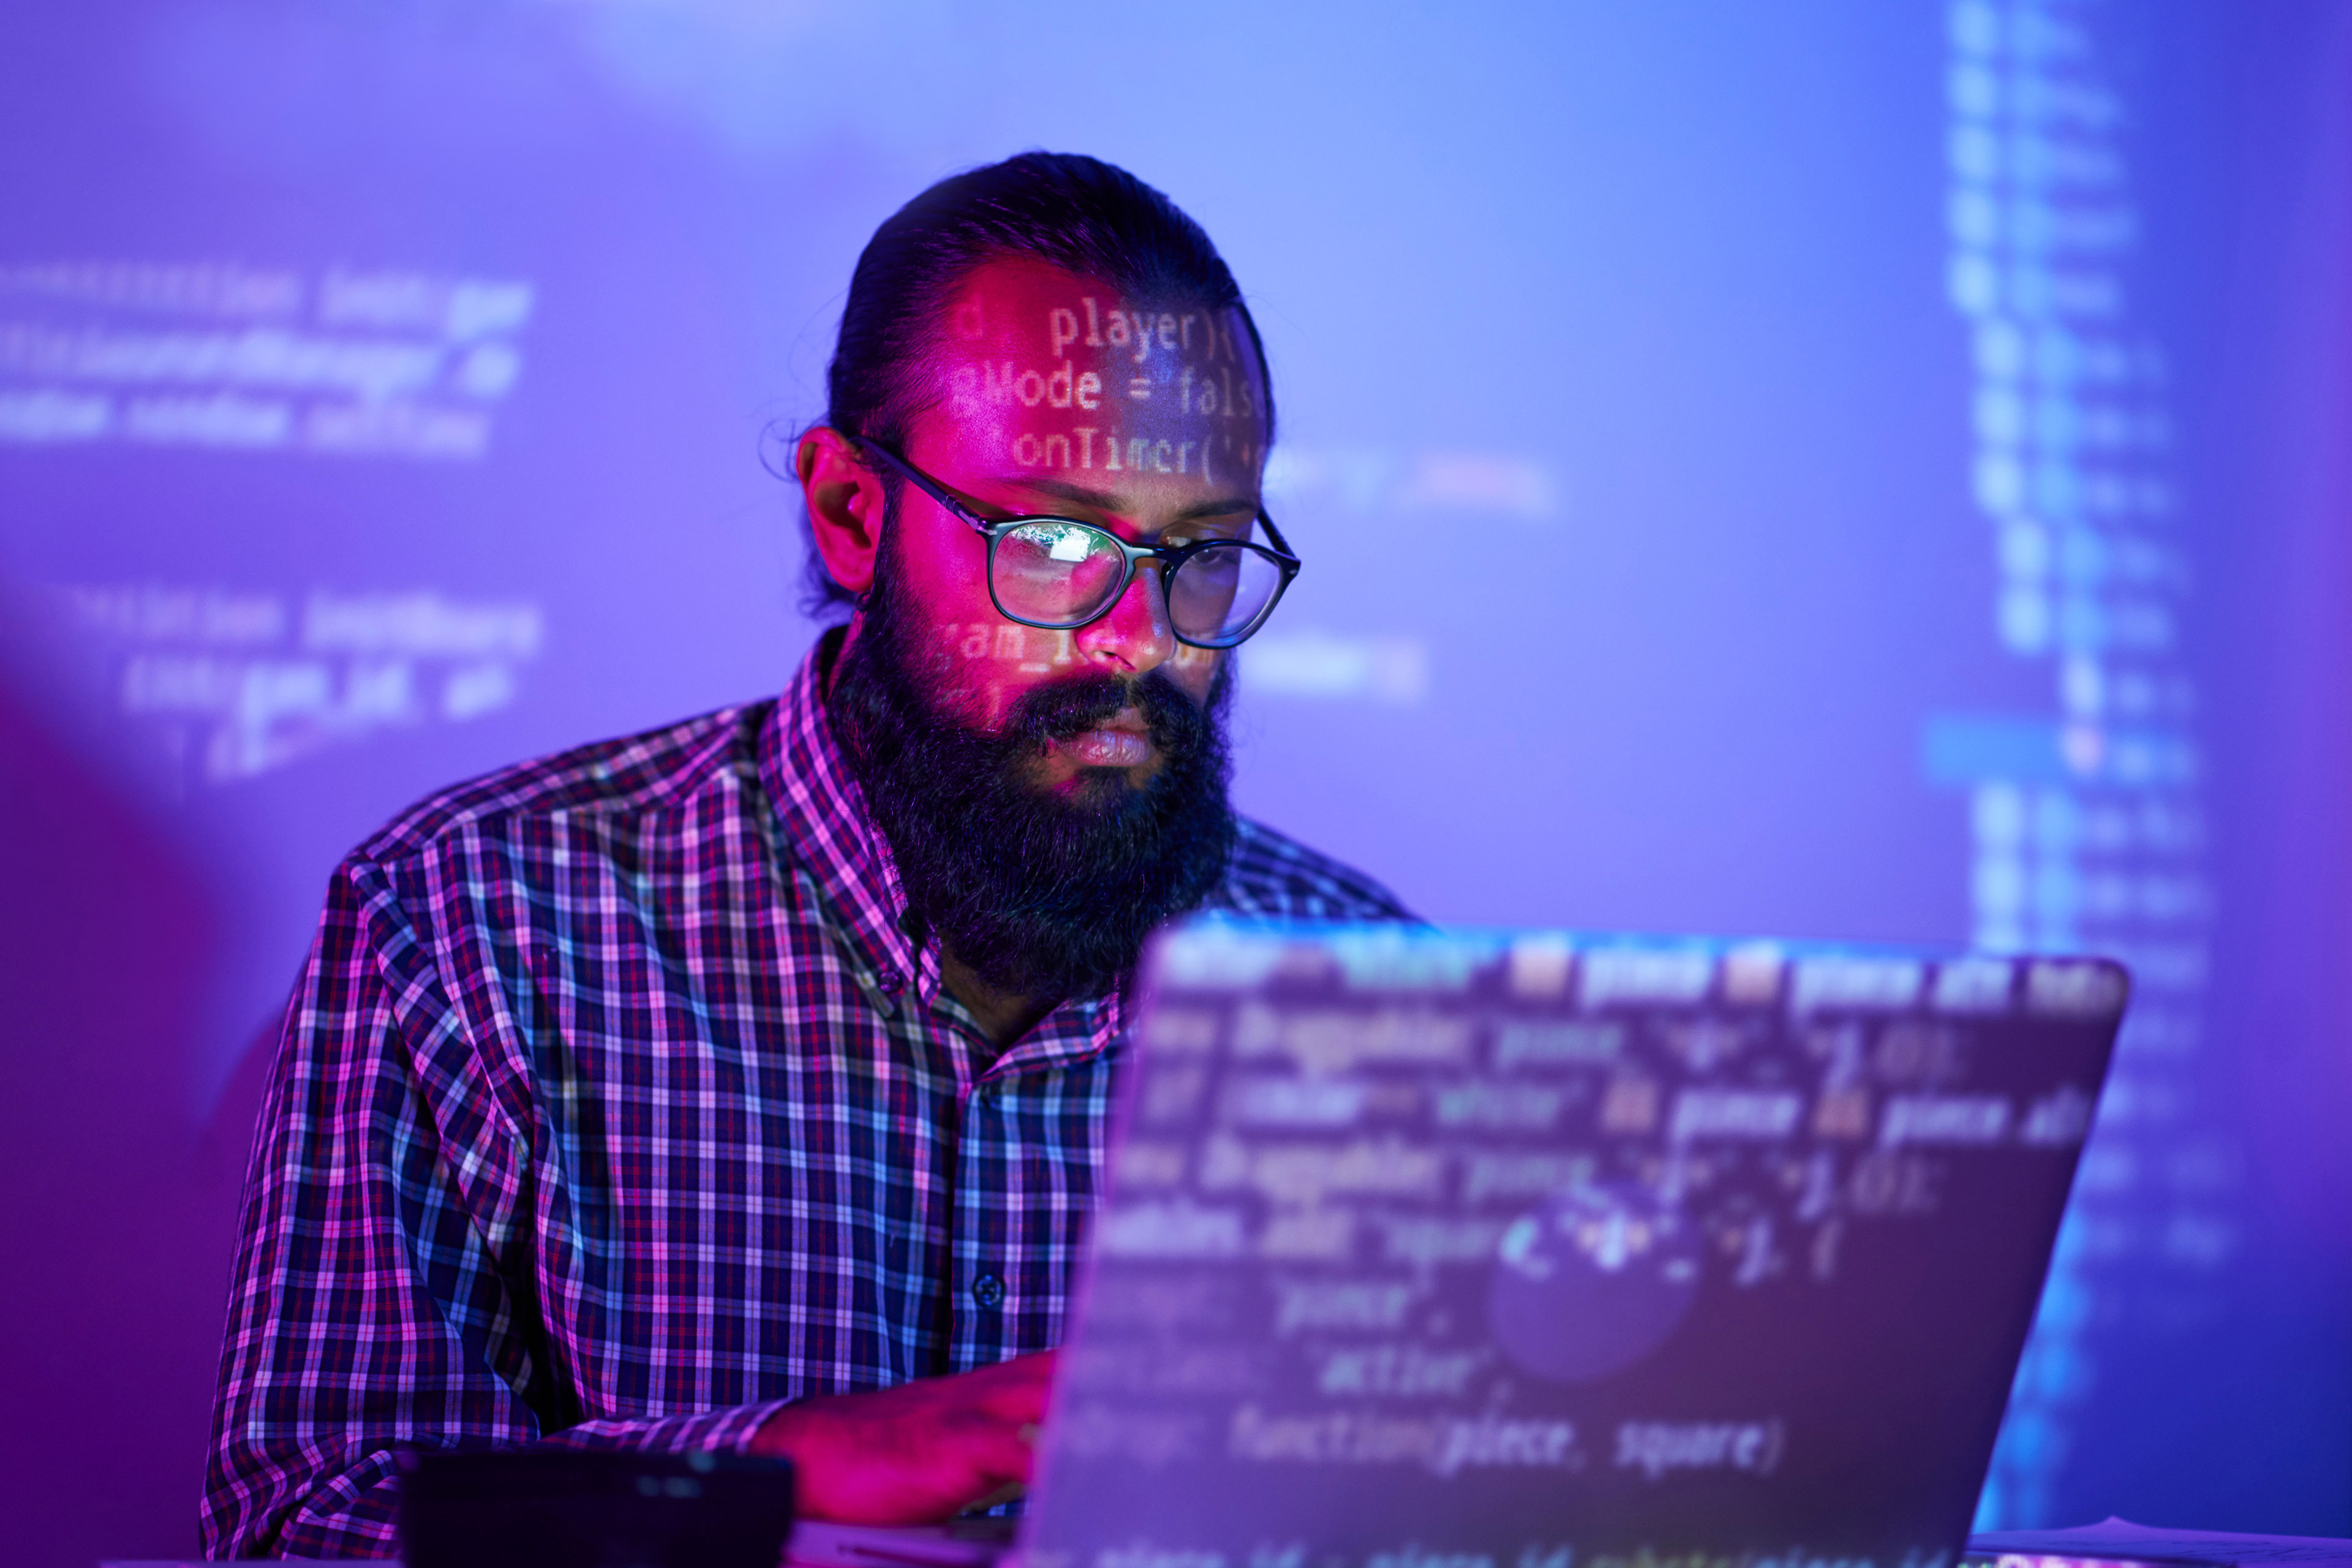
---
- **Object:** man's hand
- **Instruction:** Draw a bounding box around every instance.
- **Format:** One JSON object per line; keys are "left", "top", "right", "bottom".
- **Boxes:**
{"left": 748, "top": 1351, "right": 1057, "bottom": 1523}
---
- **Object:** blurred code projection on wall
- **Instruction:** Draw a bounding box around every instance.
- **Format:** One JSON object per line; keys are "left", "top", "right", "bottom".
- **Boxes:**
{"left": 0, "top": 1, "right": 2345, "bottom": 1564}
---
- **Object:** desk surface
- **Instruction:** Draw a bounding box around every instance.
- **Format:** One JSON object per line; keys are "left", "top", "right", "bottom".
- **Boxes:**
{"left": 1967, "top": 1519, "right": 2352, "bottom": 1567}
{"left": 102, "top": 1518, "right": 2352, "bottom": 1568}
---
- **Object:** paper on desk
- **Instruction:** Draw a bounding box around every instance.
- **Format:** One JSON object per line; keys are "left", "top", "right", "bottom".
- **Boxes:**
{"left": 1969, "top": 1516, "right": 2352, "bottom": 1568}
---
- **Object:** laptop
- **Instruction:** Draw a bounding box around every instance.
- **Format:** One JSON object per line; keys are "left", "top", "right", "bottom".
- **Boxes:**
{"left": 989, "top": 918, "right": 2126, "bottom": 1568}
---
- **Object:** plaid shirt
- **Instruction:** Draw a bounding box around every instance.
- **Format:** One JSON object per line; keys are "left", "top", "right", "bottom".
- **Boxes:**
{"left": 201, "top": 633, "right": 1409, "bottom": 1559}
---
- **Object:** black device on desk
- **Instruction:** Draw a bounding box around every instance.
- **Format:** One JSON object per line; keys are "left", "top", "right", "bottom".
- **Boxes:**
{"left": 396, "top": 1447, "right": 794, "bottom": 1568}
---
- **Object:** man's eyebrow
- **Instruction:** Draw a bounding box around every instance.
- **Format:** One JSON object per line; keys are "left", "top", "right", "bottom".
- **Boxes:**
{"left": 987, "top": 476, "right": 1259, "bottom": 524}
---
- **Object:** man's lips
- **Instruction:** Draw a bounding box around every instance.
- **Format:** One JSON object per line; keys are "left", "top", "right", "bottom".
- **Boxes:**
{"left": 1047, "top": 710, "right": 1154, "bottom": 769}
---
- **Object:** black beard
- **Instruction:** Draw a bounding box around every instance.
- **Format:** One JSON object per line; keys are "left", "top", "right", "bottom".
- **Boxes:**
{"left": 824, "top": 554, "right": 1237, "bottom": 1007}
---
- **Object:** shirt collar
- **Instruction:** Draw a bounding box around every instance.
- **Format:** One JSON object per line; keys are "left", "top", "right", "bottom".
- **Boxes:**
{"left": 761, "top": 628, "right": 941, "bottom": 1016}
{"left": 760, "top": 629, "right": 1125, "bottom": 1072}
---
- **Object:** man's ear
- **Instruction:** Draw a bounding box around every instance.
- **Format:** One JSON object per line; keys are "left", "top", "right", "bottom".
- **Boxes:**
{"left": 798, "top": 426, "right": 886, "bottom": 597}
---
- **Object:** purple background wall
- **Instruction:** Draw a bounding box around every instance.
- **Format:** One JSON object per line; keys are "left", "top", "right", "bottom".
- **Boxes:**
{"left": 0, "top": 3, "right": 2343, "bottom": 1564}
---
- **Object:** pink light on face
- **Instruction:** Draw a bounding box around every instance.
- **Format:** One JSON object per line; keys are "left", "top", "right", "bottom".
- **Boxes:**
{"left": 883, "top": 257, "right": 1270, "bottom": 796}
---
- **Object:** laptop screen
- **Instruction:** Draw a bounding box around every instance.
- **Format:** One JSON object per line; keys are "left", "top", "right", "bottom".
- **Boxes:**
{"left": 1023, "top": 922, "right": 2123, "bottom": 1568}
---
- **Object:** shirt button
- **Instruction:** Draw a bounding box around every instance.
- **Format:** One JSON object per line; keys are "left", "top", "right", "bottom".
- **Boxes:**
{"left": 876, "top": 967, "right": 905, "bottom": 997}
{"left": 971, "top": 1272, "right": 1006, "bottom": 1309}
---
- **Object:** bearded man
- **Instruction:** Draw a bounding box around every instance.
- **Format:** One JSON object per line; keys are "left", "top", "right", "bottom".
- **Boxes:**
{"left": 202, "top": 151, "right": 1409, "bottom": 1559}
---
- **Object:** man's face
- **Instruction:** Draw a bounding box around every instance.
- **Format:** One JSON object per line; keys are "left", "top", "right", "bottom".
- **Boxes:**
{"left": 816, "top": 256, "right": 1270, "bottom": 1003}
{"left": 885, "top": 255, "right": 1270, "bottom": 794}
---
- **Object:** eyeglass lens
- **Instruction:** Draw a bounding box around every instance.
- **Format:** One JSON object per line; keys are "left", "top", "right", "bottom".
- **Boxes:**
{"left": 991, "top": 521, "right": 1284, "bottom": 646}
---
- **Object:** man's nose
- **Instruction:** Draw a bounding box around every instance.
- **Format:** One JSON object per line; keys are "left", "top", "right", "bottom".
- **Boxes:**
{"left": 1074, "top": 560, "right": 1175, "bottom": 677}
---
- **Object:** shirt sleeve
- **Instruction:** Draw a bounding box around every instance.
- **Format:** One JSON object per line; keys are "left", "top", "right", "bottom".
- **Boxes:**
{"left": 198, "top": 853, "right": 793, "bottom": 1559}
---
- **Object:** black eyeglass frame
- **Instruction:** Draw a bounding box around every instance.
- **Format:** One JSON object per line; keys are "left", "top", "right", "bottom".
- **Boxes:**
{"left": 853, "top": 437, "right": 1302, "bottom": 649}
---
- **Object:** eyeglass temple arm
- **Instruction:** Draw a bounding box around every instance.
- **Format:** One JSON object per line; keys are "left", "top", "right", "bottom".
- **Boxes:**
{"left": 852, "top": 437, "right": 993, "bottom": 538}
{"left": 1257, "top": 510, "right": 1300, "bottom": 568}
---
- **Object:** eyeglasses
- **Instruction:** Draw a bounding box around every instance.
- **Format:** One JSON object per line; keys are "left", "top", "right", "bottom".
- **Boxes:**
{"left": 855, "top": 437, "right": 1301, "bottom": 649}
